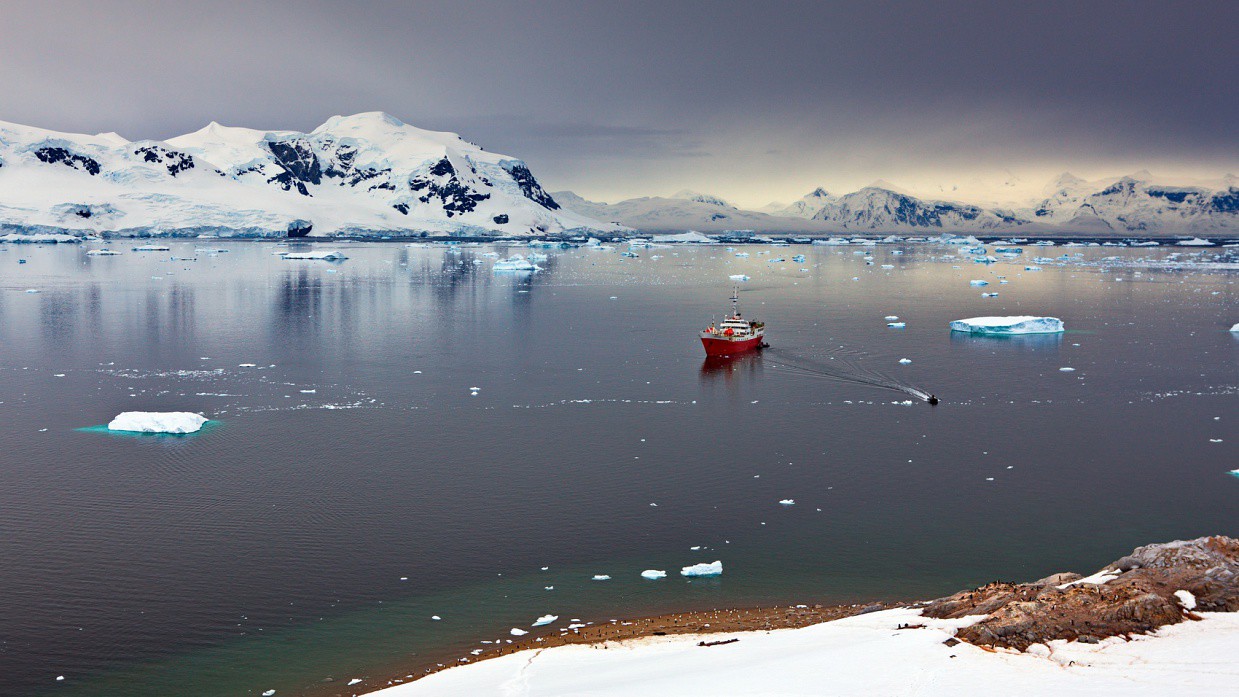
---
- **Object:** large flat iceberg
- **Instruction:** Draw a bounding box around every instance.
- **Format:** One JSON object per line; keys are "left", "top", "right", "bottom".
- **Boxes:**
{"left": 950, "top": 316, "right": 1064, "bottom": 335}
{"left": 107, "top": 411, "right": 208, "bottom": 434}
{"left": 281, "top": 251, "right": 347, "bottom": 260}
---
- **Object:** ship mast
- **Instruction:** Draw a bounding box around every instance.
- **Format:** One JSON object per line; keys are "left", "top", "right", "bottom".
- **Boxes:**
{"left": 730, "top": 285, "right": 740, "bottom": 318}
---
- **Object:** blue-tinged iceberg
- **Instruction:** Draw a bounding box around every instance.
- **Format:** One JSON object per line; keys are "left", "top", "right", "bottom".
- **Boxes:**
{"left": 950, "top": 316, "right": 1065, "bottom": 335}
{"left": 681, "top": 560, "right": 723, "bottom": 577}
{"left": 107, "top": 411, "right": 208, "bottom": 434}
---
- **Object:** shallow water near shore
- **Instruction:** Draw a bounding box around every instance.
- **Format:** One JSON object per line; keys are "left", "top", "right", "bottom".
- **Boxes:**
{"left": 0, "top": 240, "right": 1235, "bottom": 696}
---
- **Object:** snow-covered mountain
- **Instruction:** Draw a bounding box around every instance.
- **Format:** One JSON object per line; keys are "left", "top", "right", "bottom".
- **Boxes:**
{"left": 550, "top": 191, "right": 825, "bottom": 233}
{"left": 0, "top": 112, "right": 619, "bottom": 238}
{"left": 809, "top": 186, "right": 1030, "bottom": 232}
{"left": 760, "top": 187, "right": 837, "bottom": 218}
{"left": 1027, "top": 171, "right": 1237, "bottom": 234}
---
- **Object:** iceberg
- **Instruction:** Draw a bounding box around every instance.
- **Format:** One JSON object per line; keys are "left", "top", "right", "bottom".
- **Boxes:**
{"left": 107, "top": 411, "right": 208, "bottom": 434}
{"left": 886, "top": 322, "right": 906, "bottom": 328}
{"left": 641, "top": 569, "right": 667, "bottom": 580}
{"left": 969, "top": 280, "right": 989, "bottom": 286}
{"left": 592, "top": 574, "right": 611, "bottom": 581}
{"left": 949, "top": 316, "right": 1065, "bottom": 335}
{"left": 493, "top": 255, "right": 541, "bottom": 272}
{"left": 729, "top": 274, "right": 750, "bottom": 282}
{"left": 510, "top": 628, "right": 528, "bottom": 636}
{"left": 1230, "top": 323, "right": 1239, "bottom": 333}
{"left": 778, "top": 499, "right": 795, "bottom": 505}
{"left": 680, "top": 560, "right": 723, "bottom": 577}
{"left": 532, "top": 614, "right": 558, "bottom": 627}
{"left": 281, "top": 250, "right": 347, "bottom": 260}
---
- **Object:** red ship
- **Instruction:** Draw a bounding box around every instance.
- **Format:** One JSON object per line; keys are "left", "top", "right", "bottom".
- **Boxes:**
{"left": 700, "top": 287, "right": 767, "bottom": 356}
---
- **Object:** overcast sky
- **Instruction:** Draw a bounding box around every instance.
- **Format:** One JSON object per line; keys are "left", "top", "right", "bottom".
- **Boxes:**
{"left": 1, "top": 0, "right": 1234, "bottom": 207}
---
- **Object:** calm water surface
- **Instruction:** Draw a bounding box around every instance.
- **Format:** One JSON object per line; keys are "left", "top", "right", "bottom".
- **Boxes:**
{"left": 0, "top": 240, "right": 1235, "bottom": 696}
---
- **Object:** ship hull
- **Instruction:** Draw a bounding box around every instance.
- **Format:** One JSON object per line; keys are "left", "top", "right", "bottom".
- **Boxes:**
{"left": 701, "top": 334, "right": 765, "bottom": 356}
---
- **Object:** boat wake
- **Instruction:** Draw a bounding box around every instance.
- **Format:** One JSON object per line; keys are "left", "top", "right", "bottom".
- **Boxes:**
{"left": 762, "top": 347, "right": 935, "bottom": 403}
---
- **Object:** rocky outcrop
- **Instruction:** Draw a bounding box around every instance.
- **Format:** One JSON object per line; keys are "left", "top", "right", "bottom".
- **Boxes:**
{"left": 922, "top": 536, "right": 1238, "bottom": 650}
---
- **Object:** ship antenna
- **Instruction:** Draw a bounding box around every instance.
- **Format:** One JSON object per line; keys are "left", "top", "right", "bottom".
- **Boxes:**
{"left": 731, "top": 285, "right": 739, "bottom": 317}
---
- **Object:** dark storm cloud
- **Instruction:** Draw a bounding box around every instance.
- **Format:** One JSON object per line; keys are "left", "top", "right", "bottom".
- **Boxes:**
{"left": 0, "top": 0, "right": 1234, "bottom": 204}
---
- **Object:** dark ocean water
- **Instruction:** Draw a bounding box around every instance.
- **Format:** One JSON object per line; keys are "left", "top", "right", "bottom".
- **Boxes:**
{"left": 0, "top": 240, "right": 1234, "bottom": 696}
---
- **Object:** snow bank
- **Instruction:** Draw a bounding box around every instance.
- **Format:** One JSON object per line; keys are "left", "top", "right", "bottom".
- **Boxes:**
{"left": 681, "top": 561, "right": 723, "bottom": 577}
{"left": 379, "top": 609, "right": 1239, "bottom": 696}
{"left": 107, "top": 411, "right": 208, "bottom": 434}
{"left": 950, "top": 316, "right": 1064, "bottom": 335}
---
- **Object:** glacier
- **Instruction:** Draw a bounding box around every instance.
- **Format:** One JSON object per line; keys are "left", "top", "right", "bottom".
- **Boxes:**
{"left": 107, "top": 411, "right": 208, "bottom": 434}
{"left": 949, "top": 316, "right": 1065, "bottom": 335}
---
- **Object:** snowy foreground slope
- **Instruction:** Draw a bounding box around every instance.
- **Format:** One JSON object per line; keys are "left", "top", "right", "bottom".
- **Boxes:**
{"left": 557, "top": 171, "right": 1237, "bottom": 235}
{"left": 379, "top": 609, "right": 1239, "bottom": 697}
{"left": 0, "top": 113, "right": 620, "bottom": 238}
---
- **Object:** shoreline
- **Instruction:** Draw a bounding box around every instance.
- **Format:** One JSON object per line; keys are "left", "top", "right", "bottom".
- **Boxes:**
{"left": 346, "top": 535, "right": 1238, "bottom": 695}
{"left": 348, "top": 599, "right": 902, "bottom": 695}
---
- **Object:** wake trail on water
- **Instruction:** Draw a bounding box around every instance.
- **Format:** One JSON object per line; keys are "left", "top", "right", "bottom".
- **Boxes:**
{"left": 762, "top": 347, "right": 934, "bottom": 403}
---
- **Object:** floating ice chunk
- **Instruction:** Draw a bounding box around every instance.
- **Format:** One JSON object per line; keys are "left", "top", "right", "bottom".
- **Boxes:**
{"left": 532, "top": 614, "right": 558, "bottom": 627}
{"left": 898, "top": 358, "right": 911, "bottom": 364}
{"left": 886, "top": 322, "right": 906, "bottom": 328}
{"left": 431, "top": 615, "right": 441, "bottom": 620}
{"left": 1175, "top": 237, "right": 1214, "bottom": 246}
{"left": 510, "top": 628, "right": 528, "bottom": 636}
{"left": 238, "top": 363, "right": 257, "bottom": 367}
{"left": 884, "top": 315, "right": 899, "bottom": 321}
{"left": 24, "top": 288, "right": 40, "bottom": 293}
{"left": 981, "top": 292, "right": 998, "bottom": 297}
{"left": 133, "top": 245, "right": 170, "bottom": 252}
{"left": 281, "top": 251, "right": 347, "bottom": 260}
{"left": 1059, "top": 367, "right": 1076, "bottom": 372}
{"left": 1230, "top": 323, "right": 1239, "bottom": 333}
{"left": 728, "top": 274, "right": 750, "bottom": 282}
{"left": 779, "top": 499, "right": 795, "bottom": 505}
{"left": 263, "top": 691, "right": 275, "bottom": 696}
{"left": 86, "top": 249, "right": 120, "bottom": 256}
{"left": 949, "top": 316, "right": 1064, "bottom": 335}
{"left": 107, "top": 411, "right": 207, "bottom": 434}
{"left": 592, "top": 574, "right": 611, "bottom": 581}
{"left": 1174, "top": 590, "right": 1197, "bottom": 610}
{"left": 641, "top": 569, "right": 667, "bottom": 580}
{"left": 681, "top": 560, "right": 723, "bottom": 577}
{"left": 299, "top": 389, "right": 316, "bottom": 393}
{"left": 969, "top": 280, "right": 989, "bottom": 286}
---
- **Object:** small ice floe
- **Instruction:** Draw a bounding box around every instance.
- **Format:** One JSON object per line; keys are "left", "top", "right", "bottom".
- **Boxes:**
{"left": 1230, "top": 323, "right": 1239, "bottom": 333}
{"left": 281, "top": 251, "right": 348, "bottom": 261}
{"left": 133, "top": 244, "right": 171, "bottom": 252}
{"left": 592, "top": 574, "right": 611, "bottom": 581}
{"left": 532, "top": 614, "right": 558, "bottom": 627}
{"left": 969, "top": 279, "right": 989, "bottom": 286}
{"left": 24, "top": 288, "right": 40, "bottom": 293}
{"left": 238, "top": 363, "right": 257, "bottom": 367}
{"left": 1229, "top": 469, "right": 1239, "bottom": 479}
{"left": 981, "top": 292, "right": 998, "bottom": 298}
{"left": 510, "top": 628, "right": 528, "bottom": 636}
{"left": 681, "top": 560, "right": 723, "bottom": 577}
{"left": 1174, "top": 590, "right": 1197, "bottom": 610}
{"left": 299, "top": 389, "right": 316, "bottom": 393}
{"left": 431, "top": 615, "right": 441, "bottom": 620}
{"left": 469, "top": 386, "right": 480, "bottom": 396}
{"left": 641, "top": 569, "right": 667, "bottom": 580}
{"left": 347, "top": 678, "right": 362, "bottom": 686}
{"left": 884, "top": 315, "right": 899, "bottom": 321}
{"left": 57, "top": 676, "right": 66, "bottom": 681}
{"left": 729, "top": 274, "right": 750, "bottom": 282}
{"left": 107, "top": 411, "right": 207, "bottom": 434}
{"left": 886, "top": 322, "right": 906, "bottom": 328}
{"left": 898, "top": 358, "right": 911, "bottom": 364}
{"left": 778, "top": 499, "right": 795, "bottom": 505}
{"left": 86, "top": 249, "right": 120, "bottom": 256}
{"left": 1059, "top": 367, "right": 1076, "bottom": 372}
{"left": 949, "top": 316, "right": 1064, "bottom": 335}
{"left": 263, "top": 691, "right": 275, "bottom": 696}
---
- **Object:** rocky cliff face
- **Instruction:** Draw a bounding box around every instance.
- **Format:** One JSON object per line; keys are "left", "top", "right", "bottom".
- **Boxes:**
{"left": 922, "top": 536, "right": 1238, "bottom": 650}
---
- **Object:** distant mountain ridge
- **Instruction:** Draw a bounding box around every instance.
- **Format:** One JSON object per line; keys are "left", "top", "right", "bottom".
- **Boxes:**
{"left": 0, "top": 112, "right": 619, "bottom": 238}
{"left": 559, "top": 172, "right": 1236, "bottom": 235}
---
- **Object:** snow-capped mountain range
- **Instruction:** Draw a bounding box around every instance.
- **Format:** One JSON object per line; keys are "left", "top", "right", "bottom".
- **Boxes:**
{"left": 0, "top": 111, "right": 1232, "bottom": 238}
{"left": 559, "top": 172, "right": 1237, "bottom": 235}
{"left": 0, "top": 112, "right": 618, "bottom": 238}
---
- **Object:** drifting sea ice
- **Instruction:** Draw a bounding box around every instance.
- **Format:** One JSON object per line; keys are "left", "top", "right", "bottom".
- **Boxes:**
{"left": 779, "top": 499, "right": 795, "bottom": 505}
{"left": 1230, "top": 323, "right": 1239, "bottom": 332}
{"left": 898, "top": 358, "right": 912, "bottom": 364}
{"left": 510, "top": 628, "right": 528, "bottom": 636}
{"left": 729, "top": 274, "right": 750, "bottom": 282}
{"left": 280, "top": 250, "right": 348, "bottom": 260}
{"left": 532, "top": 615, "right": 558, "bottom": 627}
{"left": 887, "top": 322, "right": 906, "bottom": 328}
{"left": 107, "top": 411, "right": 207, "bottom": 434}
{"left": 949, "top": 316, "right": 1065, "bottom": 335}
{"left": 969, "top": 280, "right": 989, "bottom": 286}
{"left": 641, "top": 569, "right": 667, "bottom": 580}
{"left": 592, "top": 574, "right": 611, "bottom": 581}
{"left": 681, "top": 561, "right": 723, "bottom": 577}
